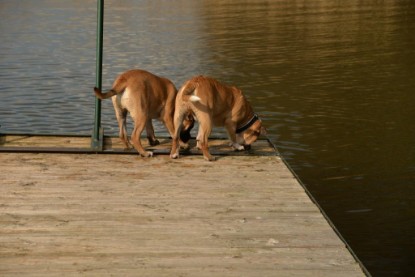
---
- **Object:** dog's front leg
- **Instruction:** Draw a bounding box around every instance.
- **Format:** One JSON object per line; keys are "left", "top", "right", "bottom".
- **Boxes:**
{"left": 196, "top": 129, "right": 202, "bottom": 150}
{"left": 225, "top": 121, "right": 244, "bottom": 151}
{"left": 230, "top": 142, "right": 245, "bottom": 151}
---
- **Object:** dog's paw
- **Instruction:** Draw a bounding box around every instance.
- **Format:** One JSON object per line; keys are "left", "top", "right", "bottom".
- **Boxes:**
{"left": 204, "top": 155, "right": 216, "bottom": 161}
{"left": 123, "top": 143, "right": 133, "bottom": 150}
{"left": 141, "top": 151, "right": 153, "bottom": 157}
{"left": 170, "top": 153, "right": 179, "bottom": 159}
{"left": 231, "top": 143, "right": 245, "bottom": 151}
{"left": 179, "top": 142, "right": 190, "bottom": 150}
{"left": 149, "top": 139, "right": 160, "bottom": 146}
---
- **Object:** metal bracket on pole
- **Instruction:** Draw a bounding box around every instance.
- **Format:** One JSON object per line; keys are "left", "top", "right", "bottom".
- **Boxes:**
{"left": 91, "top": 0, "right": 104, "bottom": 151}
{"left": 91, "top": 126, "right": 104, "bottom": 151}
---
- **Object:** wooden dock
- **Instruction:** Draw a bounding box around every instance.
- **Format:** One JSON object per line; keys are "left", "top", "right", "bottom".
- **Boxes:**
{"left": 0, "top": 134, "right": 366, "bottom": 276}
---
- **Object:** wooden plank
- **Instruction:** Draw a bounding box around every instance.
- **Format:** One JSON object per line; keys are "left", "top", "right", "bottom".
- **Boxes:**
{"left": 0, "top": 135, "right": 90, "bottom": 148}
{"left": 0, "top": 151, "right": 365, "bottom": 276}
{"left": 0, "top": 134, "right": 276, "bottom": 156}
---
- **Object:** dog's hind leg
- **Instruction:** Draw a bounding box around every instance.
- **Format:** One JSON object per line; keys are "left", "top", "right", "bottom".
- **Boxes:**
{"left": 196, "top": 114, "right": 215, "bottom": 161}
{"left": 130, "top": 114, "right": 153, "bottom": 157}
{"left": 119, "top": 112, "right": 131, "bottom": 149}
{"left": 179, "top": 113, "right": 194, "bottom": 146}
{"left": 170, "top": 107, "right": 187, "bottom": 159}
{"left": 145, "top": 119, "right": 159, "bottom": 146}
{"left": 165, "top": 110, "right": 193, "bottom": 149}
{"left": 112, "top": 98, "right": 131, "bottom": 149}
{"left": 197, "top": 119, "right": 215, "bottom": 161}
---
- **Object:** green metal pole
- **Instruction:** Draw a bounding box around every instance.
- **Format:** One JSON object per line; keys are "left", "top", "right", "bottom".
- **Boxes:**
{"left": 91, "top": 0, "right": 104, "bottom": 150}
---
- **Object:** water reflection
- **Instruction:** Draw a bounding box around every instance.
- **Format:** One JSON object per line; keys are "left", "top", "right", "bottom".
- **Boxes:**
{"left": 1, "top": 0, "right": 415, "bottom": 275}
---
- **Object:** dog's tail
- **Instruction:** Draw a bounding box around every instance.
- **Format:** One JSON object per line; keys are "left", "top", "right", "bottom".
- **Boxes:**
{"left": 189, "top": 95, "right": 201, "bottom": 102}
{"left": 181, "top": 80, "right": 201, "bottom": 102}
{"left": 94, "top": 73, "right": 130, "bottom": 99}
{"left": 93, "top": 87, "right": 120, "bottom": 100}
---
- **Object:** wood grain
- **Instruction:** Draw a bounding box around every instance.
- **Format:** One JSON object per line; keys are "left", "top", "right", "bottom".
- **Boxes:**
{"left": 0, "top": 138, "right": 365, "bottom": 276}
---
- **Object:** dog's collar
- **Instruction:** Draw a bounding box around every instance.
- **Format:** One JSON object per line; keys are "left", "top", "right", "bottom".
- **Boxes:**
{"left": 236, "top": 114, "right": 259, "bottom": 134}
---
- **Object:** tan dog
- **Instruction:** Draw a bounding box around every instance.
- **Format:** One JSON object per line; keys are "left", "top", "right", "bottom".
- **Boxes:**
{"left": 94, "top": 69, "right": 194, "bottom": 157}
{"left": 170, "top": 76, "right": 265, "bottom": 161}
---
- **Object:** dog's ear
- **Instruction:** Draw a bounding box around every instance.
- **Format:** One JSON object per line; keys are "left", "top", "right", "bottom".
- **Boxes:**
{"left": 260, "top": 126, "right": 267, "bottom": 136}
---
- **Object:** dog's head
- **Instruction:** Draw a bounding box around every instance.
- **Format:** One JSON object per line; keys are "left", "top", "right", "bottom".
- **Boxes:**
{"left": 236, "top": 118, "right": 266, "bottom": 150}
{"left": 179, "top": 113, "right": 195, "bottom": 143}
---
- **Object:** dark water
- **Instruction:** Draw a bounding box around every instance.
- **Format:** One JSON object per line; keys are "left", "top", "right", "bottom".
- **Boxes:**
{"left": 1, "top": 1, "right": 415, "bottom": 275}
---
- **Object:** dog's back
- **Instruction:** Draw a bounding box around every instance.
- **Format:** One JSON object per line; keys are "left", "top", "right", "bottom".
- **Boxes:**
{"left": 178, "top": 76, "right": 246, "bottom": 121}
{"left": 93, "top": 69, "right": 182, "bottom": 157}
{"left": 110, "top": 70, "right": 177, "bottom": 119}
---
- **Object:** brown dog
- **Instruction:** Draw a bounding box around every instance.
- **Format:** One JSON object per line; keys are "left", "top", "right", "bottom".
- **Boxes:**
{"left": 170, "top": 76, "right": 265, "bottom": 161}
{"left": 94, "top": 69, "right": 193, "bottom": 157}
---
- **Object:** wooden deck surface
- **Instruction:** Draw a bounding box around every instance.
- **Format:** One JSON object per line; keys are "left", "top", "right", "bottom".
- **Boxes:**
{"left": 0, "top": 134, "right": 276, "bottom": 156}
{"left": 0, "top": 135, "right": 365, "bottom": 276}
